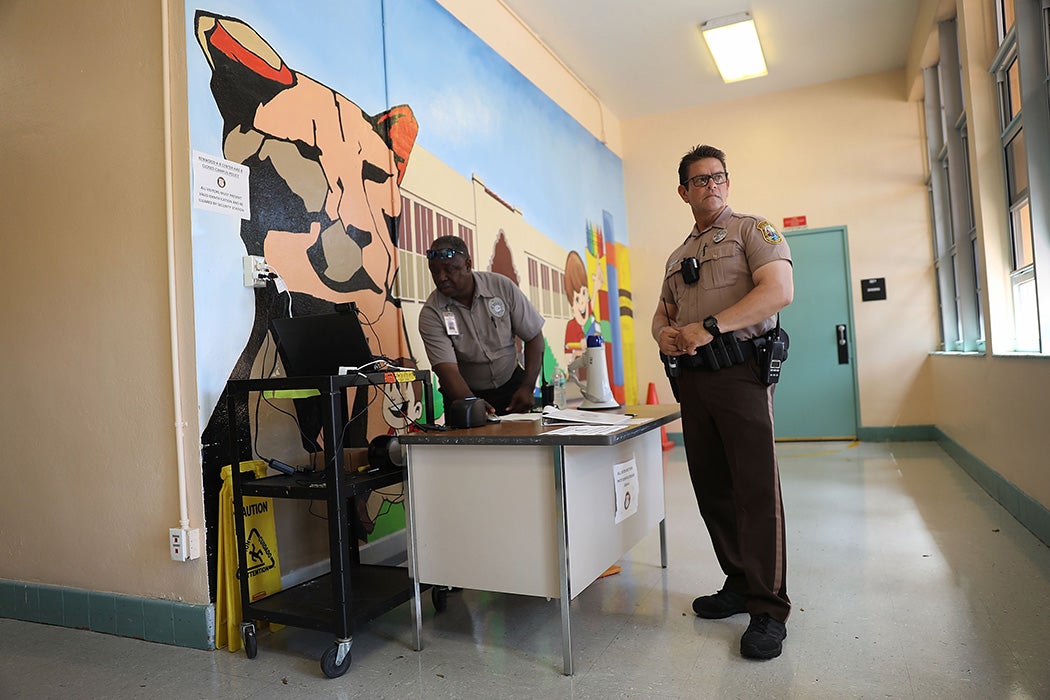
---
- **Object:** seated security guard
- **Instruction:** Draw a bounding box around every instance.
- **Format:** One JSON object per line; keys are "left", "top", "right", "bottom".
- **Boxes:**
{"left": 417, "top": 235, "right": 546, "bottom": 416}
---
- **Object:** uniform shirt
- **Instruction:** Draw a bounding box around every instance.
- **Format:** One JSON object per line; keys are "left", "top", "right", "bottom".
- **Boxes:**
{"left": 418, "top": 270, "right": 545, "bottom": 391}
{"left": 659, "top": 206, "right": 792, "bottom": 340}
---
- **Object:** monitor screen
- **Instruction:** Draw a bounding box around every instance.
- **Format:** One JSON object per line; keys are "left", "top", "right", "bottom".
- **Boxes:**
{"left": 269, "top": 308, "right": 375, "bottom": 377}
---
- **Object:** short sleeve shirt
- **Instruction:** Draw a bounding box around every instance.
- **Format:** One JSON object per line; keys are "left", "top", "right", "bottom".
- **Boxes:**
{"left": 418, "top": 270, "right": 545, "bottom": 391}
{"left": 659, "top": 206, "right": 792, "bottom": 339}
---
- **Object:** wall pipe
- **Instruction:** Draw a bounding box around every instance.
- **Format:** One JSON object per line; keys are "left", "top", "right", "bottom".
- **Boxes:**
{"left": 161, "top": 0, "right": 191, "bottom": 532}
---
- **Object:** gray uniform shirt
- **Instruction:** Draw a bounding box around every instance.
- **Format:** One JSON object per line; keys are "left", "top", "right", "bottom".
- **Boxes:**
{"left": 659, "top": 206, "right": 792, "bottom": 339}
{"left": 418, "top": 270, "right": 545, "bottom": 391}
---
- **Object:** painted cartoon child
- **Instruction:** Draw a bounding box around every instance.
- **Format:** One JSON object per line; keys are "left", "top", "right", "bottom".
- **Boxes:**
{"left": 563, "top": 250, "right": 603, "bottom": 359}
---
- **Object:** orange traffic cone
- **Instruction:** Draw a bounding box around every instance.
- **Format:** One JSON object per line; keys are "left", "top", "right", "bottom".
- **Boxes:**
{"left": 647, "top": 382, "right": 675, "bottom": 451}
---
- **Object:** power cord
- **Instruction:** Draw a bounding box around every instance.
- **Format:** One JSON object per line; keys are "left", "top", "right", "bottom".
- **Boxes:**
{"left": 265, "top": 458, "right": 296, "bottom": 476}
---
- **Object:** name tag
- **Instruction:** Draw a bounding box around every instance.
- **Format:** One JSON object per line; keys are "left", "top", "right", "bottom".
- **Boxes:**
{"left": 442, "top": 311, "right": 460, "bottom": 336}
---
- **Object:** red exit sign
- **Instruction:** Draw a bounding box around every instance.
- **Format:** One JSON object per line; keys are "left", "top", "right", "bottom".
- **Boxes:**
{"left": 783, "top": 215, "right": 807, "bottom": 229}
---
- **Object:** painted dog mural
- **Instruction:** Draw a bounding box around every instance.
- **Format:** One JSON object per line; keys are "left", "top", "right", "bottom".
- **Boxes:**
{"left": 194, "top": 10, "right": 418, "bottom": 592}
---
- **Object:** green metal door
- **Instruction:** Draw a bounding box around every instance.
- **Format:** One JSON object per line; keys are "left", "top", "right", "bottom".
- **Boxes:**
{"left": 774, "top": 227, "right": 858, "bottom": 439}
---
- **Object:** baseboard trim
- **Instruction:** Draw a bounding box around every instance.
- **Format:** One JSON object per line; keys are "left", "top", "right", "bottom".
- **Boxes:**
{"left": 856, "top": 425, "right": 938, "bottom": 441}
{"left": 674, "top": 425, "right": 940, "bottom": 443}
{"left": 0, "top": 579, "right": 213, "bottom": 650}
{"left": 934, "top": 429, "right": 1050, "bottom": 548}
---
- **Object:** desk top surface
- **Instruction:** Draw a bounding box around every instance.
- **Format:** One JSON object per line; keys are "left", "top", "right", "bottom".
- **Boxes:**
{"left": 398, "top": 404, "right": 680, "bottom": 447}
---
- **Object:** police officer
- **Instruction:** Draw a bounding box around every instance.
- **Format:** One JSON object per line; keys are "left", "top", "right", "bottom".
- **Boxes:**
{"left": 652, "top": 144, "right": 794, "bottom": 660}
{"left": 418, "top": 235, "right": 545, "bottom": 416}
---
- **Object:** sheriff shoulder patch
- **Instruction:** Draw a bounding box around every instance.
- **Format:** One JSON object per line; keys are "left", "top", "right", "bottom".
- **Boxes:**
{"left": 758, "top": 220, "right": 783, "bottom": 245}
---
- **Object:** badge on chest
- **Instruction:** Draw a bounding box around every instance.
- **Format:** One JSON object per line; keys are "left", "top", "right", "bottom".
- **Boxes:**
{"left": 442, "top": 310, "right": 460, "bottom": 336}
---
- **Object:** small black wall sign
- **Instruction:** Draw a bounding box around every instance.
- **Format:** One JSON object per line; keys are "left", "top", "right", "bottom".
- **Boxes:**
{"left": 861, "top": 277, "right": 887, "bottom": 301}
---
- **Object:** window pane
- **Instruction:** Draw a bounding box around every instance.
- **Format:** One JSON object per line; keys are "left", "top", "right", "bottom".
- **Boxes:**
{"left": 934, "top": 261, "right": 947, "bottom": 350}
{"left": 1000, "top": 0, "right": 1015, "bottom": 38}
{"left": 937, "top": 63, "right": 951, "bottom": 142}
{"left": 960, "top": 124, "right": 975, "bottom": 230}
{"left": 941, "top": 158, "right": 954, "bottom": 234}
{"left": 1006, "top": 56, "right": 1021, "bottom": 123}
{"left": 1011, "top": 200, "right": 1034, "bottom": 269}
{"left": 1012, "top": 267, "right": 1040, "bottom": 352}
{"left": 951, "top": 254, "right": 963, "bottom": 345}
{"left": 971, "top": 237, "right": 984, "bottom": 341}
{"left": 1005, "top": 130, "right": 1028, "bottom": 202}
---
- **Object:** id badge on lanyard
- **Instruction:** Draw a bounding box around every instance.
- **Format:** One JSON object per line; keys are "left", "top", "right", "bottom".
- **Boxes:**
{"left": 442, "top": 310, "right": 460, "bottom": 336}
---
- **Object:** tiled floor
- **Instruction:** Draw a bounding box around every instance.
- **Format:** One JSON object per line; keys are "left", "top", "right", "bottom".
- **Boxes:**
{"left": 3, "top": 441, "right": 1049, "bottom": 699}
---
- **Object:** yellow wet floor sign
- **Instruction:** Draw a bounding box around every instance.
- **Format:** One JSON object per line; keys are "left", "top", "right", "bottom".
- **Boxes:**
{"left": 216, "top": 460, "right": 282, "bottom": 652}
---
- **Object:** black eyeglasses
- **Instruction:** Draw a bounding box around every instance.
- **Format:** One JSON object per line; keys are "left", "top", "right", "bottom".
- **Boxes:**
{"left": 685, "top": 172, "right": 728, "bottom": 188}
{"left": 426, "top": 248, "right": 465, "bottom": 260}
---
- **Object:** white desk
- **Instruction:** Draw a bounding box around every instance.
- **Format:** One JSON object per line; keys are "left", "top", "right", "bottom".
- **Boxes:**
{"left": 400, "top": 404, "right": 680, "bottom": 674}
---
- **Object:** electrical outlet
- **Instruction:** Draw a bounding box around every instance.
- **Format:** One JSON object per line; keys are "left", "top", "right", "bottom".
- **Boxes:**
{"left": 186, "top": 528, "right": 201, "bottom": 560}
{"left": 242, "top": 255, "right": 272, "bottom": 288}
{"left": 169, "top": 528, "right": 201, "bottom": 562}
{"left": 169, "top": 528, "right": 188, "bottom": 562}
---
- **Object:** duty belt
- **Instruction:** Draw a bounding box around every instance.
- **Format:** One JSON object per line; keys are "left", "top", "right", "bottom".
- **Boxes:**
{"left": 677, "top": 335, "right": 755, "bottom": 371}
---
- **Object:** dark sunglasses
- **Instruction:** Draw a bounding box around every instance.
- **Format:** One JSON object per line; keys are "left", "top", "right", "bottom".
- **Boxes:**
{"left": 426, "top": 248, "right": 466, "bottom": 260}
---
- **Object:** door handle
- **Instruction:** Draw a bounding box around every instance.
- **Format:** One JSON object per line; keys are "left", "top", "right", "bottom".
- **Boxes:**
{"left": 836, "top": 324, "right": 849, "bottom": 365}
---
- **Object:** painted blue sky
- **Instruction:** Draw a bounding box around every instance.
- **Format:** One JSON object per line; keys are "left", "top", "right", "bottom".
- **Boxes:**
{"left": 383, "top": 0, "right": 628, "bottom": 249}
{"left": 186, "top": 0, "right": 628, "bottom": 251}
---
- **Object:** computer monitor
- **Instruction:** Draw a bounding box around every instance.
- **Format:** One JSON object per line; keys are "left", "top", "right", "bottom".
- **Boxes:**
{"left": 269, "top": 307, "right": 375, "bottom": 377}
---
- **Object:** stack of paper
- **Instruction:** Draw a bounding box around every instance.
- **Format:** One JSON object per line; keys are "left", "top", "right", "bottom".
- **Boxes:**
{"left": 540, "top": 406, "right": 632, "bottom": 426}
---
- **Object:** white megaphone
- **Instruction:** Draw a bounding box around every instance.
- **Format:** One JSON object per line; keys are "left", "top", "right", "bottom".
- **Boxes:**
{"left": 567, "top": 334, "right": 621, "bottom": 410}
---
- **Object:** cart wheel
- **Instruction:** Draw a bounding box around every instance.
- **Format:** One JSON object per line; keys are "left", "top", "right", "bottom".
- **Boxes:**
{"left": 320, "top": 644, "right": 352, "bottom": 678}
{"left": 432, "top": 585, "right": 448, "bottom": 612}
{"left": 243, "top": 627, "right": 258, "bottom": 660}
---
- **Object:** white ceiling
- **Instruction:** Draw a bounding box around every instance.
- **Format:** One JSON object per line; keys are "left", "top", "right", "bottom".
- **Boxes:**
{"left": 498, "top": 0, "right": 922, "bottom": 120}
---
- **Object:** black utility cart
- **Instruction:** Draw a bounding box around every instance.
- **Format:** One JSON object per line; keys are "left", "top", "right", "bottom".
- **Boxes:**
{"left": 225, "top": 370, "right": 446, "bottom": 678}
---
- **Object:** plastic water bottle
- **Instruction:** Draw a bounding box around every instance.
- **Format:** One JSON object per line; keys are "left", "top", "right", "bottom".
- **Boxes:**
{"left": 552, "top": 368, "right": 567, "bottom": 408}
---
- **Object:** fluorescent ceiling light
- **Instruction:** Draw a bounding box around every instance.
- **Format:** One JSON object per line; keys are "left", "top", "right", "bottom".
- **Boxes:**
{"left": 700, "top": 12, "right": 767, "bottom": 83}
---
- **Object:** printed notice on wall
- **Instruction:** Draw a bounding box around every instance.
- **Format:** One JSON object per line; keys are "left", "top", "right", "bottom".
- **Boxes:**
{"left": 613, "top": 458, "right": 639, "bottom": 524}
{"left": 192, "top": 150, "right": 250, "bottom": 219}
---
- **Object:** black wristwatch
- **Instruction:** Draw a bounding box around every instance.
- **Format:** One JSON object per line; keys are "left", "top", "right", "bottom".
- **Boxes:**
{"left": 703, "top": 316, "right": 721, "bottom": 336}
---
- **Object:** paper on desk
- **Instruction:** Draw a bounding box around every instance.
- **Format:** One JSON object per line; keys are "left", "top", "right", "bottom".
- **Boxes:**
{"left": 544, "top": 424, "right": 625, "bottom": 436}
{"left": 540, "top": 405, "right": 632, "bottom": 426}
{"left": 498, "top": 412, "right": 543, "bottom": 421}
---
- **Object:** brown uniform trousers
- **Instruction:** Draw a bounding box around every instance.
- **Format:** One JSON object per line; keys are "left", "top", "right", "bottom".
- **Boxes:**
{"left": 676, "top": 357, "right": 790, "bottom": 623}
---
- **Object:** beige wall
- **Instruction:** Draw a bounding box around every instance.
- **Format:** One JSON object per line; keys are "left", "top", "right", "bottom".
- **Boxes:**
{"left": 930, "top": 355, "right": 1049, "bottom": 505}
{"left": 621, "top": 70, "right": 937, "bottom": 427}
{"left": 0, "top": 0, "right": 206, "bottom": 601}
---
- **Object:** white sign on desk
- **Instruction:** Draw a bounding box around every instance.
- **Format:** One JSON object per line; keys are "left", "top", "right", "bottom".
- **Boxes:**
{"left": 613, "top": 458, "right": 639, "bottom": 523}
